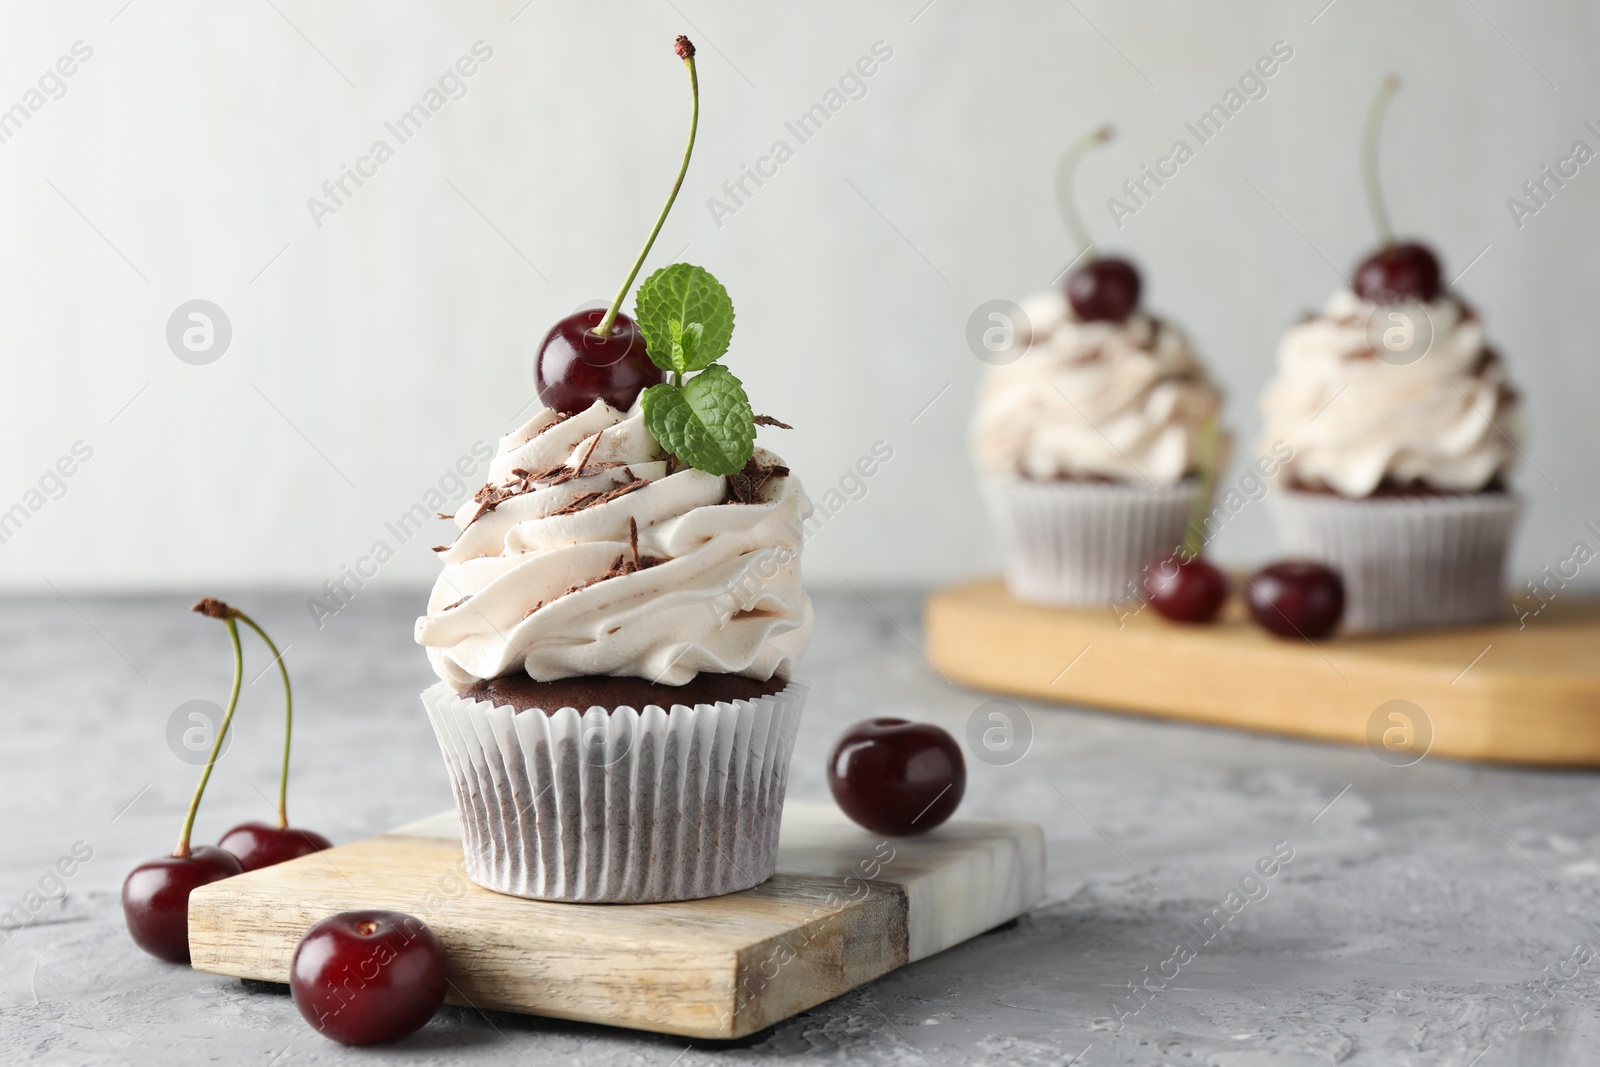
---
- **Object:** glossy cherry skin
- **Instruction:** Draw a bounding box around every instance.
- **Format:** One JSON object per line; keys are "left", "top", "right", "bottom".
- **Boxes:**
{"left": 1352, "top": 241, "right": 1442, "bottom": 303}
{"left": 218, "top": 822, "right": 333, "bottom": 872}
{"left": 1065, "top": 256, "right": 1141, "bottom": 322}
{"left": 291, "top": 910, "right": 448, "bottom": 1046}
{"left": 534, "top": 308, "right": 663, "bottom": 415}
{"left": 828, "top": 718, "right": 966, "bottom": 836}
{"left": 121, "top": 846, "right": 244, "bottom": 963}
{"left": 1144, "top": 553, "right": 1229, "bottom": 624}
{"left": 1246, "top": 561, "right": 1345, "bottom": 639}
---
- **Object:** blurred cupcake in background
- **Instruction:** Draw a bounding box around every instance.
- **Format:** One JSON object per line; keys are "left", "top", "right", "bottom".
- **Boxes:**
{"left": 972, "top": 127, "right": 1225, "bottom": 606}
{"left": 1259, "top": 77, "right": 1524, "bottom": 633}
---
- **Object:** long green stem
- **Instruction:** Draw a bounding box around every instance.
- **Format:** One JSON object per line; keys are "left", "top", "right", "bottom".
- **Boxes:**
{"left": 1180, "top": 415, "right": 1222, "bottom": 559}
{"left": 235, "top": 611, "right": 292, "bottom": 830}
{"left": 1362, "top": 76, "right": 1400, "bottom": 247}
{"left": 174, "top": 617, "right": 243, "bottom": 859}
{"left": 1056, "top": 125, "right": 1114, "bottom": 263}
{"left": 594, "top": 38, "right": 700, "bottom": 338}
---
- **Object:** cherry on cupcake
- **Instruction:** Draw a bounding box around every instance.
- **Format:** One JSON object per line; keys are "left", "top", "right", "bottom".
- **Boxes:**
{"left": 533, "top": 36, "right": 702, "bottom": 414}
{"left": 1057, "top": 125, "right": 1142, "bottom": 323}
{"left": 122, "top": 599, "right": 248, "bottom": 963}
{"left": 215, "top": 606, "right": 332, "bottom": 871}
{"left": 1246, "top": 561, "right": 1345, "bottom": 639}
{"left": 534, "top": 309, "right": 660, "bottom": 415}
{"left": 291, "top": 910, "right": 448, "bottom": 1045}
{"left": 828, "top": 719, "right": 966, "bottom": 836}
{"left": 1144, "top": 416, "right": 1228, "bottom": 624}
{"left": 1350, "top": 77, "right": 1443, "bottom": 304}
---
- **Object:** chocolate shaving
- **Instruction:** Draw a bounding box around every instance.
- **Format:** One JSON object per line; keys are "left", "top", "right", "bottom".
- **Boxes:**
{"left": 431, "top": 545, "right": 451, "bottom": 553}
{"left": 753, "top": 415, "right": 793, "bottom": 429}
{"left": 575, "top": 431, "right": 602, "bottom": 473}
{"left": 435, "top": 512, "right": 454, "bottom": 520}
{"left": 723, "top": 457, "right": 790, "bottom": 505}
{"left": 523, "top": 459, "right": 627, "bottom": 488}
{"left": 548, "top": 477, "right": 650, "bottom": 516}
{"left": 532, "top": 410, "right": 574, "bottom": 437}
{"left": 522, "top": 518, "right": 668, "bottom": 619}
{"left": 441, "top": 595, "right": 472, "bottom": 611}
{"left": 464, "top": 448, "right": 639, "bottom": 530}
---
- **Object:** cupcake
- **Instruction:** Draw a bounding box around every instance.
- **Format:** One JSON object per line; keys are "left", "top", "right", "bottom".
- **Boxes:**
{"left": 415, "top": 36, "right": 812, "bottom": 903}
{"left": 1257, "top": 79, "right": 1524, "bottom": 633}
{"left": 972, "top": 127, "right": 1225, "bottom": 607}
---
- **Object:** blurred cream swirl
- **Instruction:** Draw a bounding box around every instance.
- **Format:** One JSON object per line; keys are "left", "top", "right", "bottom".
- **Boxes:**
{"left": 1260, "top": 289, "right": 1523, "bottom": 497}
{"left": 415, "top": 400, "right": 812, "bottom": 689}
{"left": 971, "top": 290, "right": 1223, "bottom": 486}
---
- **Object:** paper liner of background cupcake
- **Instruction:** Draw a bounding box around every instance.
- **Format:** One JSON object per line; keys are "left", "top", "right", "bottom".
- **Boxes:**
{"left": 931, "top": 88, "right": 1597, "bottom": 764}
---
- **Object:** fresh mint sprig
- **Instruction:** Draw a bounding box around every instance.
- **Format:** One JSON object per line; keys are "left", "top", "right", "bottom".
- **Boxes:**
{"left": 635, "top": 263, "right": 755, "bottom": 476}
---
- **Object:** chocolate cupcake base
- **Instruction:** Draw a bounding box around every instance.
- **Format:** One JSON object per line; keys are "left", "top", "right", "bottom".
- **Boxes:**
{"left": 422, "top": 676, "right": 806, "bottom": 903}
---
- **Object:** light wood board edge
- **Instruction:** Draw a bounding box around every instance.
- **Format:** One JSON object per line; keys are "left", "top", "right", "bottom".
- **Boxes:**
{"left": 925, "top": 580, "right": 1600, "bottom": 767}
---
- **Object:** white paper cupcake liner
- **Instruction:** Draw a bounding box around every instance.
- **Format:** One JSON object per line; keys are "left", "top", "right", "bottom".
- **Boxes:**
{"left": 982, "top": 476, "right": 1198, "bottom": 606}
{"left": 1268, "top": 490, "right": 1521, "bottom": 633}
{"left": 422, "top": 678, "right": 806, "bottom": 903}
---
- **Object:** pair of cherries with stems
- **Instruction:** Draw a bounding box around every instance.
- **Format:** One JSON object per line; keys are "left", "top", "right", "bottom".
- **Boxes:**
{"left": 1055, "top": 79, "right": 1441, "bottom": 321}
{"left": 122, "top": 599, "right": 330, "bottom": 964}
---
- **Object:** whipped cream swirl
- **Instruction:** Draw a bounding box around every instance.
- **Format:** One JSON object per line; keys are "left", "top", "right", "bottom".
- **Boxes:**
{"left": 1259, "top": 290, "right": 1524, "bottom": 497}
{"left": 416, "top": 400, "right": 812, "bottom": 689}
{"left": 971, "top": 290, "right": 1223, "bottom": 486}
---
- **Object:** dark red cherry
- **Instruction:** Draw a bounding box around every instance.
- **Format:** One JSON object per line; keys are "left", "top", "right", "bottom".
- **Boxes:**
{"left": 1246, "top": 561, "right": 1345, "bottom": 639}
{"left": 828, "top": 718, "right": 966, "bottom": 836}
{"left": 1352, "top": 241, "right": 1442, "bottom": 303}
{"left": 291, "top": 910, "right": 448, "bottom": 1046}
{"left": 1065, "top": 256, "right": 1141, "bottom": 322}
{"left": 218, "top": 821, "right": 333, "bottom": 872}
{"left": 534, "top": 308, "right": 663, "bottom": 415}
{"left": 122, "top": 846, "right": 244, "bottom": 963}
{"left": 1144, "top": 553, "right": 1228, "bottom": 624}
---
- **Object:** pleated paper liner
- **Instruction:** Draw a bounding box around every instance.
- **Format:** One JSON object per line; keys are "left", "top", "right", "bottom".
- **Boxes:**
{"left": 423, "top": 678, "right": 806, "bottom": 903}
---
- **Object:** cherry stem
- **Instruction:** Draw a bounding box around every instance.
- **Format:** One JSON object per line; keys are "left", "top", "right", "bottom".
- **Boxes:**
{"left": 1180, "top": 414, "right": 1222, "bottom": 560}
{"left": 1362, "top": 75, "right": 1400, "bottom": 248}
{"left": 173, "top": 617, "right": 243, "bottom": 860}
{"left": 1056, "top": 125, "right": 1114, "bottom": 264}
{"left": 234, "top": 611, "right": 293, "bottom": 831}
{"left": 594, "top": 37, "right": 699, "bottom": 338}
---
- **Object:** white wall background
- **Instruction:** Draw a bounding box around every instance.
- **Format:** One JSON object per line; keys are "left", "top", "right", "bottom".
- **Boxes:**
{"left": 1, "top": 0, "right": 1597, "bottom": 596}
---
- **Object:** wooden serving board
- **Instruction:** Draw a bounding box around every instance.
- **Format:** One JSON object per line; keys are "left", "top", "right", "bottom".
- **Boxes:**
{"left": 188, "top": 802, "right": 1044, "bottom": 1040}
{"left": 926, "top": 579, "right": 1600, "bottom": 767}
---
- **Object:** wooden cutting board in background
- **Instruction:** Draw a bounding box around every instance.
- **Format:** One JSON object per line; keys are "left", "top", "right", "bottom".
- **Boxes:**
{"left": 925, "top": 579, "right": 1600, "bottom": 767}
{"left": 188, "top": 802, "right": 1045, "bottom": 1040}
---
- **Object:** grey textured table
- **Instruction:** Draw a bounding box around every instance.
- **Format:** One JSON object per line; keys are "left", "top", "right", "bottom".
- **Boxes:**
{"left": 3, "top": 589, "right": 1597, "bottom": 1066}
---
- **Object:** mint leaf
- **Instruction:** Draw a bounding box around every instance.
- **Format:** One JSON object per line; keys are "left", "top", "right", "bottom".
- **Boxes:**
{"left": 670, "top": 320, "right": 704, "bottom": 372}
{"left": 641, "top": 365, "right": 755, "bottom": 476}
{"left": 634, "top": 263, "right": 734, "bottom": 374}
